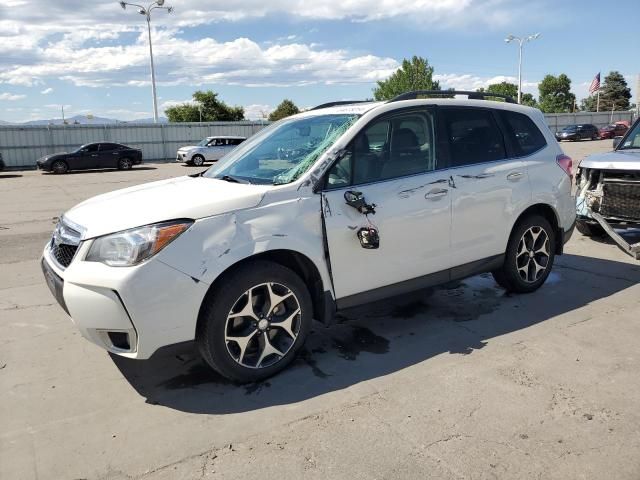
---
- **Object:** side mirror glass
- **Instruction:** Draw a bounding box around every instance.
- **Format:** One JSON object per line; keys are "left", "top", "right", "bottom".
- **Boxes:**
{"left": 612, "top": 137, "right": 622, "bottom": 149}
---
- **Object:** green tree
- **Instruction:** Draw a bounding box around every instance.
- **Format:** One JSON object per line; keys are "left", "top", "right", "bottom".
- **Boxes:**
{"left": 485, "top": 81, "right": 518, "bottom": 99}
{"left": 599, "top": 71, "right": 631, "bottom": 111}
{"left": 373, "top": 56, "right": 441, "bottom": 101}
{"left": 580, "top": 96, "right": 597, "bottom": 112}
{"left": 538, "top": 74, "right": 576, "bottom": 113}
{"left": 165, "top": 90, "right": 244, "bottom": 122}
{"left": 268, "top": 99, "right": 300, "bottom": 121}
{"left": 478, "top": 82, "right": 538, "bottom": 107}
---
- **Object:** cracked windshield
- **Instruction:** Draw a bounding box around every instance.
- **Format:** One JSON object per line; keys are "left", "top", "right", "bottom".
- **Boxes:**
{"left": 205, "top": 114, "right": 358, "bottom": 184}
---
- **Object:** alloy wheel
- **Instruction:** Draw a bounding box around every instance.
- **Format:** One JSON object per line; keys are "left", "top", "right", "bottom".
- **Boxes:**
{"left": 516, "top": 226, "right": 550, "bottom": 283}
{"left": 224, "top": 282, "right": 301, "bottom": 369}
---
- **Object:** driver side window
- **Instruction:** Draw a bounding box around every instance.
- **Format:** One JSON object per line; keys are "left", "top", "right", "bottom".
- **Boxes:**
{"left": 325, "top": 110, "right": 436, "bottom": 189}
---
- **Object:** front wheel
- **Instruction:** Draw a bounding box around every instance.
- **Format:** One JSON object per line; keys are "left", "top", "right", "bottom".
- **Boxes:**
{"left": 492, "top": 215, "right": 556, "bottom": 293}
{"left": 51, "top": 160, "right": 68, "bottom": 174}
{"left": 192, "top": 155, "right": 205, "bottom": 167}
{"left": 197, "top": 261, "right": 313, "bottom": 383}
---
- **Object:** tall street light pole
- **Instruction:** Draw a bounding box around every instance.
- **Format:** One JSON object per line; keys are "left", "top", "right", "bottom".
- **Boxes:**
{"left": 119, "top": 0, "right": 173, "bottom": 123}
{"left": 504, "top": 33, "right": 540, "bottom": 104}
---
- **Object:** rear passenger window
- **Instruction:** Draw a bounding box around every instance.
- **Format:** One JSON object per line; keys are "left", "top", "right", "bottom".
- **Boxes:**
{"left": 442, "top": 108, "right": 506, "bottom": 167}
{"left": 500, "top": 111, "right": 547, "bottom": 156}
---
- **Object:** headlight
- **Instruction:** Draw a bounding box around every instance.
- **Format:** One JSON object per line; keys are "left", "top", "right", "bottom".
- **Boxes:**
{"left": 86, "top": 220, "right": 193, "bottom": 267}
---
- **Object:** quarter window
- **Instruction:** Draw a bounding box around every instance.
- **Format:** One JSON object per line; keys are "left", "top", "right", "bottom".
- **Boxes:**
{"left": 500, "top": 111, "right": 547, "bottom": 156}
{"left": 442, "top": 108, "right": 506, "bottom": 167}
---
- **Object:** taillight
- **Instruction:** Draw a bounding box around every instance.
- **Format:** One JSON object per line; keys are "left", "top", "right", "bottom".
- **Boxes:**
{"left": 556, "top": 154, "right": 573, "bottom": 180}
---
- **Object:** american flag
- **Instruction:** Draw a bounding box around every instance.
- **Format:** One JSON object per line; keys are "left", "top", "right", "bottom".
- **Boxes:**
{"left": 588, "top": 73, "right": 600, "bottom": 95}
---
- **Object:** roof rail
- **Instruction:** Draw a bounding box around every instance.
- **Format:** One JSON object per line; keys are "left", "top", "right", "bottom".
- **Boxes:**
{"left": 310, "top": 100, "right": 372, "bottom": 111}
{"left": 388, "top": 90, "right": 517, "bottom": 104}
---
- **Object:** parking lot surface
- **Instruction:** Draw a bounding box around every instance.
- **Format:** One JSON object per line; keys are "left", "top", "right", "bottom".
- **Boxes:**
{"left": 2, "top": 140, "right": 640, "bottom": 479}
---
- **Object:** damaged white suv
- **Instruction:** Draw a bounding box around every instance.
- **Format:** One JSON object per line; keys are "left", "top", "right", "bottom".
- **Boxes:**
{"left": 42, "top": 92, "right": 576, "bottom": 382}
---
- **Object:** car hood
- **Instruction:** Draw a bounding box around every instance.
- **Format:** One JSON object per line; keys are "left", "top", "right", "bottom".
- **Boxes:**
{"left": 64, "top": 175, "right": 270, "bottom": 239}
{"left": 579, "top": 150, "right": 640, "bottom": 171}
{"left": 177, "top": 146, "right": 200, "bottom": 152}
{"left": 38, "top": 152, "right": 69, "bottom": 162}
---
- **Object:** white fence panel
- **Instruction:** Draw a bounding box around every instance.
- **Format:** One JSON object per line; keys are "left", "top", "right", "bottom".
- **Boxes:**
{"left": 0, "top": 113, "right": 636, "bottom": 169}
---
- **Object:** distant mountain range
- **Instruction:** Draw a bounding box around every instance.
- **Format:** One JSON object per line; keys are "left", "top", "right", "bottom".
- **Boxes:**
{"left": 0, "top": 115, "right": 169, "bottom": 125}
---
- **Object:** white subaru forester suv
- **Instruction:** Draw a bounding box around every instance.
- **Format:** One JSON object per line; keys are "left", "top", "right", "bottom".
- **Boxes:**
{"left": 41, "top": 91, "right": 575, "bottom": 383}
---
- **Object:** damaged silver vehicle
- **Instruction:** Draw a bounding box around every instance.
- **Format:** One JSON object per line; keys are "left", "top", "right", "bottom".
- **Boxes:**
{"left": 576, "top": 118, "right": 640, "bottom": 258}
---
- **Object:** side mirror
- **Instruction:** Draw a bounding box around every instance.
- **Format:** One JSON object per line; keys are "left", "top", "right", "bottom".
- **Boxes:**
{"left": 344, "top": 190, "right": 376, "bottom": 215}
{"left": 613, "top": 137, "right": 622, "bottom": 149}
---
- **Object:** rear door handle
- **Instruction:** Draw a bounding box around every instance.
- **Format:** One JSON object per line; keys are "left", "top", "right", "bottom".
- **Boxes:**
{"left": 425, "top": 188, "right": 448, "bottom": 199}
{"left": 507, "top": 172, "right": 524, "bottom": 181}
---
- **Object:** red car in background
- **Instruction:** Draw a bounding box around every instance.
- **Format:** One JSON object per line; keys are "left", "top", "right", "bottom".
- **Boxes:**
{"left": 598, "top": 122, "right": 629, "bottom": 139}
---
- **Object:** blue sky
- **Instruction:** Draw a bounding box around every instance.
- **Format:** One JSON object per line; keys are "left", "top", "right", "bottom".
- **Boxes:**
{"left": 0, "top": 0, "right": 637, "bottom": 122}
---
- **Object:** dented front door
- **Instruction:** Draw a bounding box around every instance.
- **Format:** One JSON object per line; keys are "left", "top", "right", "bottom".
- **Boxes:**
{"left": 321, "top": 172, "right": 452, "bottom": 301}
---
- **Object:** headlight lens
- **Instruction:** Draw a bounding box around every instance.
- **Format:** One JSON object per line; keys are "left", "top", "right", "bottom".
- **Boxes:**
{"left": 86, "top": 220, "right": 193, "bottom": 267}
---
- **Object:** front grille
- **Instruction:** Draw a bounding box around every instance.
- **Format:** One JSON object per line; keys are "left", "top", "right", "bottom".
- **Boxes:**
{"left": 51, "top": 243, "right": 78, "bottom": 268}
{"left": 600, "top": 182, "right": 640, "bottom": 220}
{"left": 49, "top": 218, "right": 83, "bottom": 269}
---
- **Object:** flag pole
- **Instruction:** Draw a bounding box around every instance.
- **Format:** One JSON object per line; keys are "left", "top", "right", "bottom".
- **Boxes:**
{"left": 596, "top": 90, "right": 600, "bottom": 113}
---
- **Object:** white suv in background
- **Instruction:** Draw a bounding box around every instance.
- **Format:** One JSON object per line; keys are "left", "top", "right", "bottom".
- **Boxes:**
{"left": 42, "top": 91, "right": 575, "bottom": 383}
{"left": 176, "top": 135, "right": 246, "bottom": 166}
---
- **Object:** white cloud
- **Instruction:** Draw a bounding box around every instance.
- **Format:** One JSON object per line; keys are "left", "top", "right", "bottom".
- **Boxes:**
{"left": 0, "top": 93, "right": 26, "bottom": 101}
{"left": 435, "top": 73, "right": 539, "bottom": 96}
{"left": 0, "top": 0, "right": 530, "bottom": 90}
{"left": 41, "top": 87, "right": 53, "bottom": 94}
{"left": 244, "top": 104, "right": 273, "bottom": 120}
{"left": 0, "top": 27, "right": 399, "bottom": 89}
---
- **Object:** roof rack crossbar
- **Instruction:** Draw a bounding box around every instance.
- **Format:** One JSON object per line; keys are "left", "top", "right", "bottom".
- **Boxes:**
{"left": 310, "top": 100, "right": 372, "bottom": 111}
{"left": 387, "top": 90, "right": 517, "bottom": 104}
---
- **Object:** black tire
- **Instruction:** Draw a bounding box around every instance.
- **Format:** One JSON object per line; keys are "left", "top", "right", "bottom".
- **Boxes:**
{"left": 492, "top": 215, "right": 556, "bottom": 293}
{"left": 192, "top": 155, "right": 205, "bottom": 167}
{"left": 118, "top": 157, "right": 133, "bottom": 170}
{"left": 576, "top": 219, "right": 605, "bottom": 237}
{"left": 197, "top": 261, "right": 313, "bottom": 383}
{"left": 51, "top": 160, "right": 68, "bottom": 174}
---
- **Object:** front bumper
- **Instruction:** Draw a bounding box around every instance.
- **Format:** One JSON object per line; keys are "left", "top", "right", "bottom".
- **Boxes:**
{"left": 41, "top": 241, "right": 210, "bottom": 359}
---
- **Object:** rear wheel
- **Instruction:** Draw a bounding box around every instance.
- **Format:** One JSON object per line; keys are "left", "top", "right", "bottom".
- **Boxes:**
{"left": 576, "top": 219, "right": 605, "bottom": 237}
{"left": 51, "top": 160, "right": 68, "bottom": 174}
{"left": 192, "top": 154, "right": 205, "bottom": 167}
{"left": 197, "top": 261, "right": 312, "bottom": 383}
{"left": 118, "top": 157, "right": 132, "bottom": 170}
{"left": 493, "top": 215, "right": 556, "bottom": 293}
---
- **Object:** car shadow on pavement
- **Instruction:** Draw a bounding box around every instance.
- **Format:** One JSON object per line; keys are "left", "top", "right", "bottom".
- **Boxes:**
{"left": 111, "top": 253, "right": 640, "bottom": 414}
{"left": 0, "top": 174, "right": 23, "bottom": 179}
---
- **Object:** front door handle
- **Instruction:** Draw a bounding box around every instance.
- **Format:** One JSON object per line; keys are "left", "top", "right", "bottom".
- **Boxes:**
{"left": 425, "top": 188, "right": 448, "bottom": 199}
{"left": 90, "top": 154, "right": 98, "bottom": 157}
{"left": 507, "top": 172, "right": 524, "bottom": 181}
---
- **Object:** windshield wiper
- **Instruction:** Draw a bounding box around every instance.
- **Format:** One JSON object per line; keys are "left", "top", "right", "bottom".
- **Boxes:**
{"left": 218, "top": 174, "right": 251, "bottom": 184}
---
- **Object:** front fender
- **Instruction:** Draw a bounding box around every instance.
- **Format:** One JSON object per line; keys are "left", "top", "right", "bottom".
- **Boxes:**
{"left": 154, "top": 194, "right": 333, "bottom": 296}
